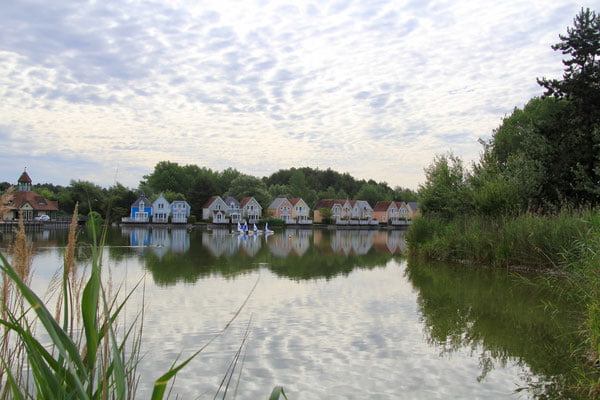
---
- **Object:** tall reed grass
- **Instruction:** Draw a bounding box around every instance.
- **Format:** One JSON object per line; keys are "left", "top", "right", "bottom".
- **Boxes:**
{"left": 0, "top": 206, "right": 283, "bottom": 399}
{"left": 406, "top": 209, "right": 593, "bottom": 269}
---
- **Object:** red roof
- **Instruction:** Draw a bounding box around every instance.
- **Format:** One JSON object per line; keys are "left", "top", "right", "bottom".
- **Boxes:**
{"left": 8, "top": 191, "right": 58, "bottom": 211}
{"left": 18, "top": 171, "right": 32, "bottom": 183}
{"left": 373, "top": 201, "right": 395, "bottom": 212}
{"left": 314, "top": 199, "right": 344, "bottom": 209}
{"left": 240, "top": 196, "right": 253, "bottom": 207}
{"left": 202, "top": 195, "right": 221, "bottom": 209}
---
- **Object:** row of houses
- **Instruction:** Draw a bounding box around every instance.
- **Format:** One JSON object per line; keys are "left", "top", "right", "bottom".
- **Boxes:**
{"left": 201, "top": 195, "right": 418, "bottom": 225}
{"left": 2, "top": 171, "right": 419, "bottom": 226}
{"left": 314, "top": 199, "right": 419, "bottom": 224}
{"left": 125, "top": 194, "right": 191, "bottom": 223}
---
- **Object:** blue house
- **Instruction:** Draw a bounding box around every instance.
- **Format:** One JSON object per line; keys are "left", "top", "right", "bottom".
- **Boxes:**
{"left": 130, "top": 193, "right": 152, "bottom": 222}
{"left": 170, "top": 199, "right": 191, "bottom": 223}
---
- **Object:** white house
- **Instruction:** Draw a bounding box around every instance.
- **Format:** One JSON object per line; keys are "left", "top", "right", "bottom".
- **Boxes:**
{"left": 202, "top": 196, "right": 229, "bottom": 223}
{"left": 171, "top": 199, "right": 191, "bottom": 223}
{"left": 289, "top": 198, "right": 311, "bottom": 224}
{"left": 240, "top": 196, "right": 262, "bottom": 223}
{"left": 224, "top": 197, "right": 242, "bottom": 224}
{"left": 152, "top": 195, "right": 170, "bottom": 223}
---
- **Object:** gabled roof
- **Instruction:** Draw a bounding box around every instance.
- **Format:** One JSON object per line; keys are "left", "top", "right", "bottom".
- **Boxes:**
{"left": 268, "top": 197, "right": 292, "bottom": 209}
{"left": 224, "top": 197, "right": 240, "bottom": 207}
{"left": 288, "top": 198, "right": 307, "bottom": 207}
{"left": 240, "top": 196, "right": 262, "bottom": 208}
{"left": 373, "top": 201, "right": 397, "bottom": 212}
{"left": 202, "top": 195, "right": 225, "bottom": 209}
{"left": 407, "top": 202, "right": 419, "bottom": 211}
{"left": 395, "top": 201, "right": 407, "bottom": 208}
{"left": 356, "top": 200, "right": 373, "bottom": 211}
{"left": 18, "top": 171, "right": 32, "bottom": 183}
{"left": 152, "top": 194, "right": 169, "bottom": 205}
{"left": 314, "top": 199, "right": 345, "bottom": 209}
{"left": 132, "top": 194, "right": 151, "bottom": 208}
{"left": 8, "top": 191, "right": 58, "bottom": 211}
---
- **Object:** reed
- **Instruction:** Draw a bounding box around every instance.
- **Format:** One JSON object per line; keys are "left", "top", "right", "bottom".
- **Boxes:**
{"left": 407, "top": 210, "right": 592, "bottom": 269}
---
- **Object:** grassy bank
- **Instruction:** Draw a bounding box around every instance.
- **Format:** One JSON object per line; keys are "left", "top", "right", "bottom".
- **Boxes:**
{"left": 406, "top": 209, "right": 600, "bottom": 396}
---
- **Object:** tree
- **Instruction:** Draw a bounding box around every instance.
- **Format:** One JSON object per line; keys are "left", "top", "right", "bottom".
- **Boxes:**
{"left": 537, "top": 8, "right": 600, "bottom": 106}
{"left": 418, "top": 154, "right": 471, "bottom": 219}
{"left": 355, "top": 183, "right": 391, "bottom": 206}
{"left": 537, "top": 8, "right": 600, "bottom": 203}
{"left": 188, "top": 173, "right": 219, "bottom": 217}
{"left": 393, "top": 186, "right": 419, "bottom": 203}
{"left": 143, "top": 161, "right": 198, "bottom": 197}
{"left": 225, "top": 175, "right": 271, "bottom": 208}
{"left": 103, "top": 182, "right": 137, "bottom": 222}
{"left": 65, "top": 180, "right": 106, "bottom": 216}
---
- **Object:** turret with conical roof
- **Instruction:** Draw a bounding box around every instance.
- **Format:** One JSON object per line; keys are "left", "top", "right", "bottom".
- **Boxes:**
{"left": 17, "top": 169, "right": 32, "bottom": 192}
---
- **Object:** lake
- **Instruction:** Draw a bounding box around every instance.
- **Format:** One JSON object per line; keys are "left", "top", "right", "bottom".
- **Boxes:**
{"left": 0, "top": 226, "right": 582, "bottom": 399}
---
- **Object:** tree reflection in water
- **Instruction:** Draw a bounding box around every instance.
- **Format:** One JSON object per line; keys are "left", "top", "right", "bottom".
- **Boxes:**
{"left": 405, "top": 258, "right": 584, "bottom": 399}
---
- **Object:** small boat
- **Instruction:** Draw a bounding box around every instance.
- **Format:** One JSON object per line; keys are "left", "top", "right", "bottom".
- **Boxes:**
{"left": 253, "top": 223, "right": 263, "bottom": 235}
{"left": 264, "top": 222, "right": 274, "bottom": 234}
{"left": 234, "top": 221, "right": 245, "bottom": 235}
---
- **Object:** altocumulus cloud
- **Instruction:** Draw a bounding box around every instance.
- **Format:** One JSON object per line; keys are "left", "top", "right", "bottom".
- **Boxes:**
{"left": 0, "top": 0, "right": 583, "bottom": 189}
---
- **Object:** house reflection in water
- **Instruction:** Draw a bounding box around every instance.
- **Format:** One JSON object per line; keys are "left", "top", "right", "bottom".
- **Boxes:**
{"left": 373, "top": 230, "right": 406, "bottom": 255}
{"left": 201, "top": 229, "right": 264, "bottom": 258}
{"left": 121, "top": 226, "right": 190, "bottom": 257}
{"left": 267, "top": 229, "right": 312, "bottom": 257}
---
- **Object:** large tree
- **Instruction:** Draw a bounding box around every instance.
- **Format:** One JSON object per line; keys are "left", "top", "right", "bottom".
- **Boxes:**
{"left": 537, "top": 8, "right": 600, "bottom": 202}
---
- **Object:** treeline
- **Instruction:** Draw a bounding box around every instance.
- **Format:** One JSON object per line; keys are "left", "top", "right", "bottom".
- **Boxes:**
{"left": 418, "top": 8, "right": 600, "bottom": 219}
{"left": 0, "top": 165, "right": 418, "bottom": 222}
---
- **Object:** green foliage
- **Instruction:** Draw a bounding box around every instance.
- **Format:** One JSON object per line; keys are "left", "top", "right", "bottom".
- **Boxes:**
{"left": 260, "top": 217, "right": 285, "bottom": 226}
{"left": 355, "top": 182, "right": 392, "bottom": 206}
{"left": 143, "top": 161, "right": 199, "bottom": 196}
{"left": 225, "top": 175, "right": 271, "bottom": 207}
{"left": 407, "top": 210, "right": 592, "bottom": 269}
{"left": 536, "top": 8, "right": 600, "bottom": 204}
{"left": 418, "top": 153, "right": 471, "bottom": 219}
{"left": 188, "top": 172, "right": 219, "bottom": 217}
{"left": 103, "top": 182, "right": 138, "bottom": 222}
{"left": 393, "top": 186, "right": 419, "bottom": 202}
{"left": 64, "top": 180, "right": 105, "bottom": 216}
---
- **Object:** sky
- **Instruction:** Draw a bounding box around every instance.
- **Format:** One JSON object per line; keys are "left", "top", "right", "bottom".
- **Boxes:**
{"left": 0, "top": 0, "right": 590, "bottom": 190}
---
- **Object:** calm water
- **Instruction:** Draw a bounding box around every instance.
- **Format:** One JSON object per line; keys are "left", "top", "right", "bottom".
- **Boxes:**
{"left": 0, "top": 226, "right": 582, "bottom": 399}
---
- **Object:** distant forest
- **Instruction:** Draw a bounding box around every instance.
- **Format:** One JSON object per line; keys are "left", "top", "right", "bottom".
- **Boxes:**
{"left": 0, "top": 164, "right": 418, "bottom": 221}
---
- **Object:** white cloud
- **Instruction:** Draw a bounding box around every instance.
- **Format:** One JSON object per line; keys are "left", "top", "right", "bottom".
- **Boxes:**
{"left": 0, "top": 0, "right": 584, "bottom": 189}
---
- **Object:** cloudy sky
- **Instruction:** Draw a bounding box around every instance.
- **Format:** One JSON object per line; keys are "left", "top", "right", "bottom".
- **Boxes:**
{"left": 0, "top": 0, "right": 587, "bottom": 190}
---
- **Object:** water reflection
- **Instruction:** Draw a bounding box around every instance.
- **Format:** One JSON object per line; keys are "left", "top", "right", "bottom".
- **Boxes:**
{"left": 405, "top": 258, "right": 582, "bottom": 399}
{"left": 115, "top": 227, "right": 405, "bottom": 285}
{"left": 120, "top": 226, "right": 190, "bottom": 256}
{"left": 0, "top": 227, "right": 585, "bottom": 398}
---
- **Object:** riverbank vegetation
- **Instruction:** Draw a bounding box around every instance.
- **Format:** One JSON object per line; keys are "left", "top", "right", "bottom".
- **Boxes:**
{"left": 408, "top": 8, "right": 600, "bottom": 396}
